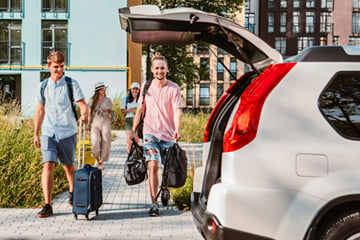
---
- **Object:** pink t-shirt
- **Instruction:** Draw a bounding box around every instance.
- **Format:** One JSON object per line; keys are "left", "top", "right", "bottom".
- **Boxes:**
{"left": 139, "top": 80, "right": 182, "bottom": 142}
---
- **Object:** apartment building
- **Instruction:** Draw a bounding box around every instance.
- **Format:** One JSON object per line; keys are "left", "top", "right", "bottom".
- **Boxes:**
{"left": 254, "top": 0, "right": 360, "bottom": 57}
{"left": 0, "top": 0, "right": 132, "bottom": 118}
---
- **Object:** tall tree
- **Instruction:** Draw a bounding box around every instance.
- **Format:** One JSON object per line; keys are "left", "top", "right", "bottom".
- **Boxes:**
{"left": 142, "top": 0, "right": 244, "bottom": 88}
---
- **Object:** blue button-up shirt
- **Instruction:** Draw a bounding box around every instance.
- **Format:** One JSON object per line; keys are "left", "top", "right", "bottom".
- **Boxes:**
{"left": 36, "top": 76, "right": 85, "bottom": 140}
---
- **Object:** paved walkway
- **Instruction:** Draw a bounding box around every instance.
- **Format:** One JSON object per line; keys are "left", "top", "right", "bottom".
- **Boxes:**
{"left": 0, "top": 131, "right": 204, "bottom": 240}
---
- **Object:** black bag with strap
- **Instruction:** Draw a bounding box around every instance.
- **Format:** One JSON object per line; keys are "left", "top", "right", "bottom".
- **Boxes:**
{"left": 136, "top": 79, "right": 152, "bottom": 139}
{"left": 124, "top": 140, "right": 147, "bottom": 186}
{"left": 162, "top": 142, "right": 188, "bottom": 188}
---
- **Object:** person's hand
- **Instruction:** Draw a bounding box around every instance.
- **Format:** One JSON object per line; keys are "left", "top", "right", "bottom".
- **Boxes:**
{"left": 129, "top": 130, "right": 136, "bottom": 140}
{"left": 34, "top": 135, "right": 41, "bottom": 148}
{"left": 173, "top": 131, "right": 181, "bottom": 141}
{"left": 80, "top": 114, "right": 88, "bottom": 124}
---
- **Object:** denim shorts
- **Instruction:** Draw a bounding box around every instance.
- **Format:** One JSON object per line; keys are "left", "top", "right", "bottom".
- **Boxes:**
{"left": 143, "top": 134, "right": 174, "bottom": 164}
{"left": 41, "top": 134, "right": 76, "bottom": 165}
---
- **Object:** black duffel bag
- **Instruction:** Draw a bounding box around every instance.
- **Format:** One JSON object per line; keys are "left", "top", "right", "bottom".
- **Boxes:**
{"left": 124, "top": 140, "right": 147, "bottom": 185}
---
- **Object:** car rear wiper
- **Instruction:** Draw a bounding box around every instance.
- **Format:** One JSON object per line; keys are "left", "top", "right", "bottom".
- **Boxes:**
{"left": 215, "top": 18, "right": 260, "bottom": 75}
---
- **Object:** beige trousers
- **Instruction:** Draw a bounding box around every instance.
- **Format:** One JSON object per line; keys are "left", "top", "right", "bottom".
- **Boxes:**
{"left": 91, "top": 115, "right": 112, "bottom": 162}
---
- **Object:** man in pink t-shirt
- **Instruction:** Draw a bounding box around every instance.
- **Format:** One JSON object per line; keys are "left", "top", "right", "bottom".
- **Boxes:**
{"left": 130, "top": 53, "right": 182, "bottom": 217}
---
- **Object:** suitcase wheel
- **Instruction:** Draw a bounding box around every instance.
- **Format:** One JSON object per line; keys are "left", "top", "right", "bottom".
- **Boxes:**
{"left": 74, "top": 214, "right": 78, "bottom": 220}
{"left": 85, "top": 214, "right": 89, "bottom": 221}
{"left": 96, "top": 209, "right": 99, "bottom": 216}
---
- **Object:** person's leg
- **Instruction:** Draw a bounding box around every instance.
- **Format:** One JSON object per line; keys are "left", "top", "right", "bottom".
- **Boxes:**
{"left": 147, "top": 159, "right": 159, "bottom": 204}
{"left": 143, "top": 134, "right": 162, "bottom": 216}
{"left": 99, "top": 121, "right": 112, "bottom": 168}
{"left": 91, "top": 125, "right": 101, "bottom": 166}
{"left": 125, "top": 130, "right": 132, "bottom": 153}
{"left": 42, "top": 161, "right": 56, "bottom": 205}
{"left": 63, "top": 164, "right": 76, "bottom": 192}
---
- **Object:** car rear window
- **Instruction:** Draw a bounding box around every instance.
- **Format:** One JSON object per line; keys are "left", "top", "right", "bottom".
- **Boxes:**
{"left": 319, "top": 71, "right": 360, "bottom": 140}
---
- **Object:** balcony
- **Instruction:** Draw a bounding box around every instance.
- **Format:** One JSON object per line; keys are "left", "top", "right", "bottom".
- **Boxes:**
{"left": 41, "top": 41, "right": 69, "bottom": 65}
{"left": 0, "top": 0, "right": 22, "bottom": 12}
{"left": 0, "top": 40, "right": 23, "bottom": 65}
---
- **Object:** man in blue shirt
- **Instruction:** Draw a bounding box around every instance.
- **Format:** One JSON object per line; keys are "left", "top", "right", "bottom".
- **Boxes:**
{"left": 34, "top": 51, "right": 88, "bottom": 218}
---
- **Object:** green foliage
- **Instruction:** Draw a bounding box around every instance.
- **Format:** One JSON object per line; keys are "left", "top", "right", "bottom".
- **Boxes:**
{"left": 181, "top": 111, "right": 210, "bottom": 143}
{"left": 0, "top": 102, "right": 68, "bottom": 208}
{"left": 111, "top": 95, "right": 126, "bottom": 130}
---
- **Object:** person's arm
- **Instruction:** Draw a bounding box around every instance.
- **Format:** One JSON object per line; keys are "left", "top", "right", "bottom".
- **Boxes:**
{"left": 129, "top": 103, "right": 143, "bottom": 140}
{"left": 77, "top": 98, "right": 88, "bottom": 124}
{"left": 173, "top": 107, "right": 182, "bottom": 141}
{"left": 34, "top": 102, "right": 45, "bottom": 148}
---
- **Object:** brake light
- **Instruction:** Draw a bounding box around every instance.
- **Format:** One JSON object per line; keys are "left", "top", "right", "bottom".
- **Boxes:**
{"left": 204, "top": 72, "right": 255, "bottom": 142}
{"left": 223, "top": 63, "right": 296, "bottom": 152}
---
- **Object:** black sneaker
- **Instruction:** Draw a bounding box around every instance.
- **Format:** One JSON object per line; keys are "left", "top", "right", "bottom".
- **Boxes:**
{"left": 68, "top": 192, "right": 73, "bottom": 206}
{"left": 161, "top": 188, "right": 170, "bottom": 207}
{"left": 148, "top": 204, "right": 159, "bottom": 217}
{"left": 37, "top": 204, "right": 53, "bottom": 218}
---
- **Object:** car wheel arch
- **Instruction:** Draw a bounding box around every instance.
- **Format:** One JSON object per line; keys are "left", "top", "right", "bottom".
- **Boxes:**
{"left": 305, "top": 195, "right": 360, "bottom": 240}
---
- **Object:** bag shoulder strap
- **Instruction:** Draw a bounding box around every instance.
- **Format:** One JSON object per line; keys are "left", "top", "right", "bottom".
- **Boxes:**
{"left": 65, "top": 76, "right": 78, "bottom": 120}
{"left": 125, "top": 96, "right": 129, "bottom": 109}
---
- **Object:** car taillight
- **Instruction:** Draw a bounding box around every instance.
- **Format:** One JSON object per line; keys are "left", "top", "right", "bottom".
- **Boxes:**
{"left": 204, "top": 72, "right": 255, "bottom": 142}
{"left": 223, "top": 63, "right": 296, "bottom": 152}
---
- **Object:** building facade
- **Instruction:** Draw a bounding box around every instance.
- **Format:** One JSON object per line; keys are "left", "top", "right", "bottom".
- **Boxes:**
{"left": 255, "top": 0, "right": 360, "bottom": 57}
{"left": 0, "top": 0, "right": 130, "bottom": 118}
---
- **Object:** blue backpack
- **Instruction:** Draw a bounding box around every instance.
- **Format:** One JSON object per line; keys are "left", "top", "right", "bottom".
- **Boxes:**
{"left": 40, "top": 76, "right": 78, "bottom": 120}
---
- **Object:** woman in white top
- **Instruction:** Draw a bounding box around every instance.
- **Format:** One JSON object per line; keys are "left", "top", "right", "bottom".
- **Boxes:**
{"left": 121, "top": 82, "right": 140, "bottom": 153}
{"left": 88, "top": 82, "right": 113, "bottom": 169}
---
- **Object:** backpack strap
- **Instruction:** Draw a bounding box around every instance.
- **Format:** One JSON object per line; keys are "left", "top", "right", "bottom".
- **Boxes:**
{"left": 64, "top": 76, "right": 78, "bottom": 121}
{"left": 40, "top": 77, "right": 78, "bottom": 120}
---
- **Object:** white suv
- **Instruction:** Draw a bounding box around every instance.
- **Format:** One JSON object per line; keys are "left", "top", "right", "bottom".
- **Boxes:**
{"left": 119, "top": 5, "right": 360, "bottom": 240}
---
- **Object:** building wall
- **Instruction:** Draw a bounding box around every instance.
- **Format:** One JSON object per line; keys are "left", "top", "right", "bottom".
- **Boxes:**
{"left": 0, "top": 0, "right": 128, "bottom": 118}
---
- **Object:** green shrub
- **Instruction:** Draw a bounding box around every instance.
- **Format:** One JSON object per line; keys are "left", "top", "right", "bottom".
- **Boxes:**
{"left": 0, "top": 101, "right": 68, "bottom": 208}
{"left": 111, "top": 96, "right": 126, "bottom": 130}
{"left": 181, "top": 111, "right": 210, "bottom": 143}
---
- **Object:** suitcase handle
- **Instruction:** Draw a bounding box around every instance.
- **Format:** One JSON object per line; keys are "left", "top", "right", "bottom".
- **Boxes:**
{"left": 77, "top": 120, "right": 87, "bottom": 169}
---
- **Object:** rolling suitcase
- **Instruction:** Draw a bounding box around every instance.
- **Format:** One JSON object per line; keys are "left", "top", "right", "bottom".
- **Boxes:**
{"left": 72, "top": 121, "right": 103, "bottom": 220}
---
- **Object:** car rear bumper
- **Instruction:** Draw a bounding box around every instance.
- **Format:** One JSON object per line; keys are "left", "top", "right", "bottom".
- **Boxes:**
{"left": 191, "top": 192, "right": 274, "bottom": 240}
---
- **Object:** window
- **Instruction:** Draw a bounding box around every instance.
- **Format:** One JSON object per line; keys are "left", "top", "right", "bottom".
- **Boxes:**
{"left": 320, "top": 12, "right": 332, "bottom": 33}
{"left": 193, "top": 43, "right": 209, "bottom": 55}
{"left": 245, "top": 0, "right": 250, "bottom": 10}
{"left": 268, "top": 12, "right": 274, "bottom": 33}
{"left": 297, "top": 36, "right": 314, "bottom": 52}
{"left": 275, "top": 37, "right": 287, "bottom": 55}
{"left": 186, "top": 88, "right": 194, "bottom": 106}
{"left": 332, "top": 36, "right": 339, "bottom": 45}
{"left": 268, "top": 0, "right": 275, "bottom": 8}
{"left": 0, "top": 75, "right": 17, "bottom": 100}
{"left": 280, "top": 12, "right": 287, "bottom": 33}
{"left": 245, "top": 13, "right": 255, "bottom": 33}
{"left": 293, "top": 12, "right": 300, "bottom": 33}
{"left": 0, "top": 0, "right": 22, "bottom": 12}
{"left": 42, "top": 0, "right": 68, "bottom": 12}
{"left": 352, "top": 13, "right": 360, "bottom": 34}
{"left": 320, "top": 36, "right": 327, "bottom": 46}
{"left": 42, "top": 20, "right": 68, "bottom": 65}
{"left": 306, "top": 0, "right": 316, "bottom": 8}
{"left": 354, "top": 0, "right": 360, "bottom": 9}
{"left": 199, "top": 83, "right": 210, "bottom": 106}
{"left": 0, "top": 20, "right": 22, "bottom": 64}
{"left": 230, "top": 57, "right": 237, "bottom": 80}
{"left": 321, "top": 0, "right": 333, "bottom": 8}
{"left": 349, "top": 37, "right": 360, "bottom": 46}
{"left": 217, "top": 47, "right": 228, "bottom": 55}
{"left": 217, "top": 84, "right": 224, "bottom": 100}
{"left": 293, "top": 0, "right": 300, "bottom": 8}
{"left": 306, "top": 12, "right": 315, "bottom": 33}
{"left": 280, "top": 0, "right": 287, "bottom": 8}
{"left": 319, "top": 72, "right": 360, "bottom": 139}
{"left": 200, "top": 57, "right": 210, "bottom": 80}
{"left": 217, "top": 58, "right": 224, "bottom": 80}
